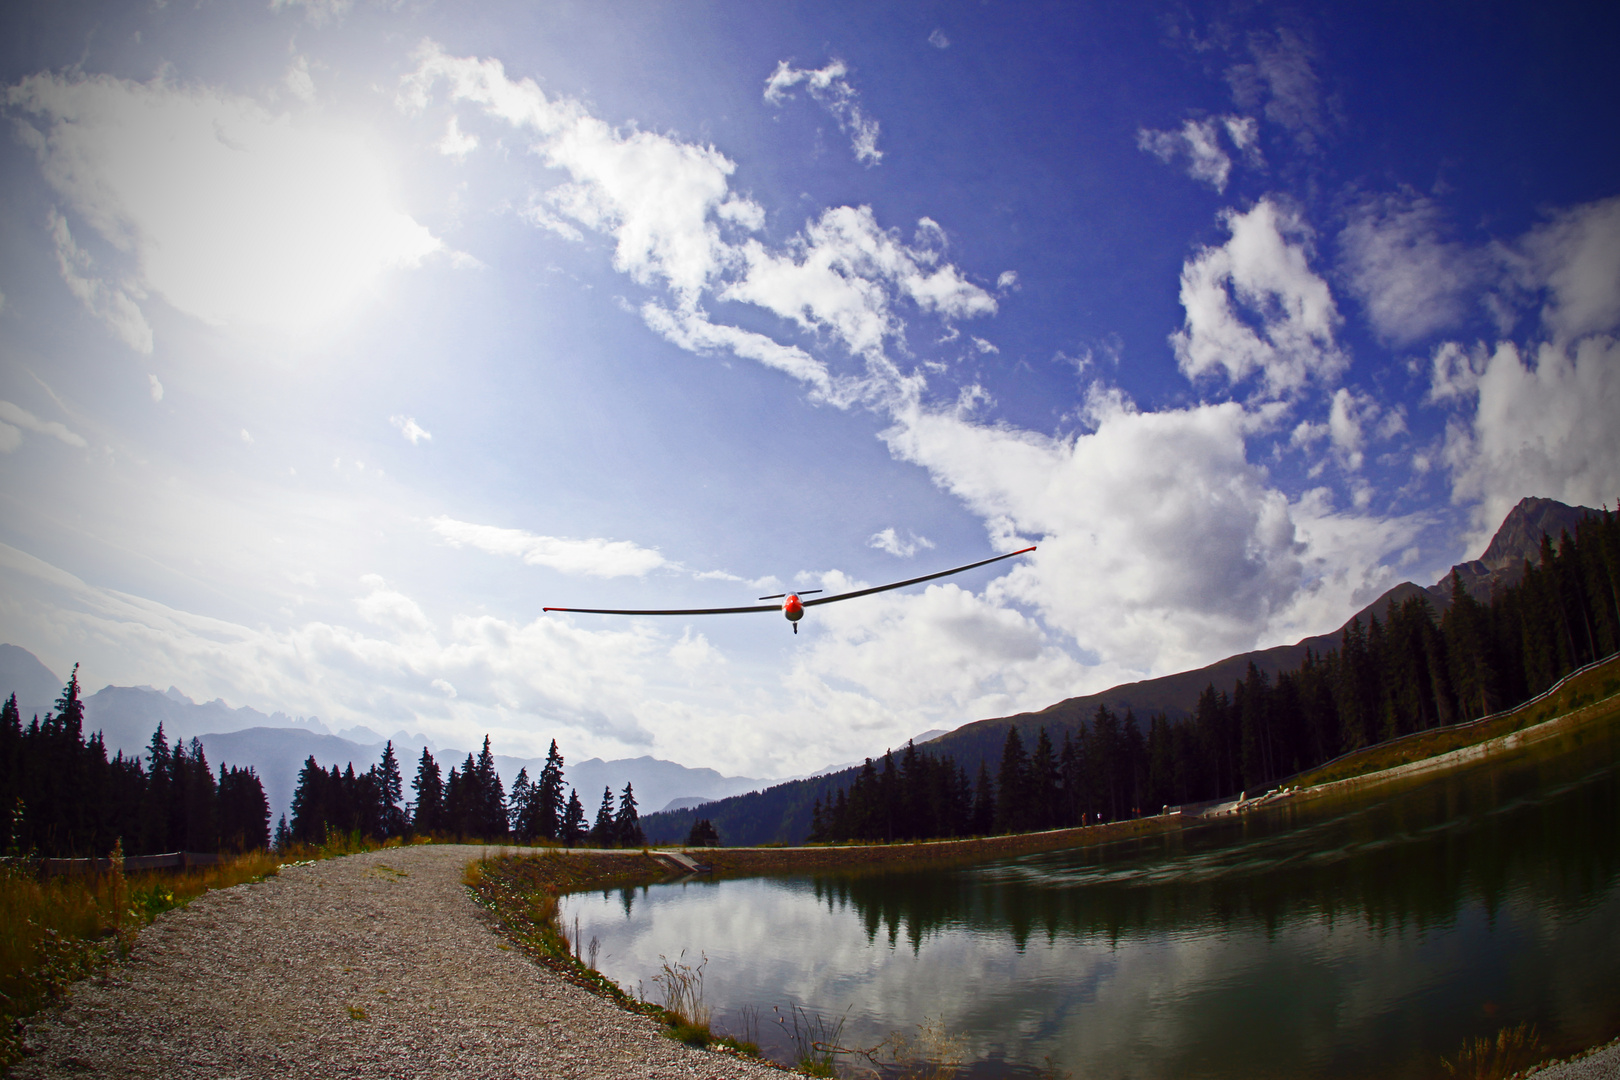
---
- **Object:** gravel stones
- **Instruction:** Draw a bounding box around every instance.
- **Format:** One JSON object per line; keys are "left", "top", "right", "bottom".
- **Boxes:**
{"left": 13, "top": 845, "right": 781, "bottom": 1079}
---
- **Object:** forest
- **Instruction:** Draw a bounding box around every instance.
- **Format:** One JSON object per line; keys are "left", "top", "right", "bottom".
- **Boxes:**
{"left": 1, "top": 667, "right": 270, "bottom": 857}
{"left": 647, "top": 509, "right": 1620, "bottom": 847}
{"left": 280, "top": 737, "right": 648, "bottom": 848}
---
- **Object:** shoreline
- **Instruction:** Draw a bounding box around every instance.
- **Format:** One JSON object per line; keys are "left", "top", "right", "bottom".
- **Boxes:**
{"left": 492, "top": 654, "right": 1620, "bottom": 895}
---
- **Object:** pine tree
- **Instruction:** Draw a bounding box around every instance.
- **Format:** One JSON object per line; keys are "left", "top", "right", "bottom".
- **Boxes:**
{"left": 273, "top": 813, "right": 291, "bottom": 852}
{"left": 590, "top": 786, "right": 616, "bottom": 846}
{"left": 535, "top": 739, "right": 566, "bottom": 841}
{"left": 614, "top": 782, "right": 644, "bottom": 848}
{"left": 508, "top": 767, "right": 534, "bottom": 839}
{"left": 376, "top": 741, "right": 405, "bottom": 837}
{"left": 474, "top": 736, "right": 506, "bottom": 838}
{"left": 411, "top": 747, "right": 442, "bottom": 835}
{"left": 995, "top": 726, "right": 1028, "bottom": 834}
{"left": 561, "top": 787, "right": 586, "bottom": 847}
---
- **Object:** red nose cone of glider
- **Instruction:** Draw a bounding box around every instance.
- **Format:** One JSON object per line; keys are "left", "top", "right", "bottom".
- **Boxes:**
{"left": 783, "top": 594, "right": 804, "bottom": 621}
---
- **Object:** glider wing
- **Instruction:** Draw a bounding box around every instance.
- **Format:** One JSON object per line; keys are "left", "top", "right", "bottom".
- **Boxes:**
{"left": 542, "top": 603, "right": 781, "bottom": 616}
{"left": 802, "top": 545, "right": 1036, "bottom": 608}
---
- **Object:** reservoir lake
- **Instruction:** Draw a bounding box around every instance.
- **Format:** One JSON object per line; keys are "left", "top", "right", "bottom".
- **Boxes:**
{"left": 559, "top": 720, "right": 1620, "bottom": 1078}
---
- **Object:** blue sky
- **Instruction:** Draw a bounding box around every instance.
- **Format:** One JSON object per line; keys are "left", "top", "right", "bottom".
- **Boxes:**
{"left": 1, "top": 0, "right": 1617, "bottom": 778}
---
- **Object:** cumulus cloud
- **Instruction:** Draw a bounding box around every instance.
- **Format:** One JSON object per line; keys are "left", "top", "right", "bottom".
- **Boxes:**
{"left": 430, "top": 516, "right": 668, "bottom": 578}
{"left": 763, "top": 59, "right": 883, "bottom": 165}
{"left": 869, "top": 528, "right": 935, "bottom": 558}
{"left": 879, "top": 386, "right": 1414, "bottom": 681}
{"left": 722, "top": 205, "right": 997, "bottom": 361}
{"left": 1432, "top": 336, "right": 1620, "bottom": 552}
{"left": 8, "top": 69, "right": 443, "bottom": 338}
{"left": 1170, "top": 198, "right": 1345, "bottom": 397}
{"left": 1516, "top": 195, "right": 1620, "bottom": 341}
{"left": 1136, "top": 115, "right": 1259, "bottom": 193}
{"left": 1338, "top": 191, "right": 1485, "bottom": 346}
{"left": 390, "top": 415, "right": 432, "bottom": 444}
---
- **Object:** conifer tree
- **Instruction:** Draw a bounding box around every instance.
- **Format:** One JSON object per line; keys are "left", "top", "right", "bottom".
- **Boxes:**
{"left": 561, "top": 787, "right": 586, "bottom": 847}
{"left": 535, "top": 739, "right": 566, "bottom": 841}
{"left": 614, "top": 782, "right": 644, "bottom": 847}
{"left": 411, "top": 747, "right": 443, "bottom": 835}
{"left": 590, "top": 785, "right": 616, "bottom": 846}
{"left": 508, "top": 767, "right": 534, "bottom": 839}
{"left": 376, "top": 741, "right": 405, "bottom": 837}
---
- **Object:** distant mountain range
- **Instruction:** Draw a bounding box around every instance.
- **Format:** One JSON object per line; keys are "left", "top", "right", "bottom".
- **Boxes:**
{"left": 0, "top": 652, "right": 769, "bottom": 826}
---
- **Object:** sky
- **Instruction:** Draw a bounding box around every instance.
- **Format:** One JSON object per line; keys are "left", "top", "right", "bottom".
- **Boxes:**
{"left": 1, "top": 0, "right": 1617, "bottom": 779}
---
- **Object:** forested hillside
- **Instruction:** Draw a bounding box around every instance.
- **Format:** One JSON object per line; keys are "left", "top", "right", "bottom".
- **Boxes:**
{"left": 645, "top": 505, "right": 1620, "bottom": 847}
{"left": 1, "top": 667, "right": 270, "bottom": 857}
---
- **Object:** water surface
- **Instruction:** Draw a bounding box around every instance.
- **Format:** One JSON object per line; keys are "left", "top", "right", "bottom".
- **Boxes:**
{"left": 562, "top": 723, "right": 1620, "bottom": 1077}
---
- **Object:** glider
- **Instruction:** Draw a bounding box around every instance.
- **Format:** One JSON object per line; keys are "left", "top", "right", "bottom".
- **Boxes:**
{"left": 544, "top": 545, "right": 1037, "bottom": 633}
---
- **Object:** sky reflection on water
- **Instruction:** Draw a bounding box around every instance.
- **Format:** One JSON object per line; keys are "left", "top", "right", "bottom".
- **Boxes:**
{"left": 560, "top": 730, "right": 1620, "bottom": 1078}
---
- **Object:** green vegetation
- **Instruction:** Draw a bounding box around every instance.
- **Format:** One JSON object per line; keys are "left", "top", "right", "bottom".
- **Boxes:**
{"left": 0, "top": 842, "right": 287, "bottom": 1069}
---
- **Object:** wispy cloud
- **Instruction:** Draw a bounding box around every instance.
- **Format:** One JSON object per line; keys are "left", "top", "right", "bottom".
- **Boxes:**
{"left": 430, "top": 516, "right": 668, "bottom": 578}
{"left": 0, "top": 400, "right": 87, "bottom": 453}
{"left": 763, "top": 59, "right": 883, "bottom": 166}
{"left": 1136, "top": 115, "right": 1259, "bottom": 193}
{"left": 869, "top": 528, "right": 935, "bottom": 558}
{"left": 390, "top": 415, "right": 432, "bottom": 444}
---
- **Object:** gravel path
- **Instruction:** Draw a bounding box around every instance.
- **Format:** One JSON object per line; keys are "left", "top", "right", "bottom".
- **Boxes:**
{"left": 13, "top": 845, "right": 781, "bottom": 1079}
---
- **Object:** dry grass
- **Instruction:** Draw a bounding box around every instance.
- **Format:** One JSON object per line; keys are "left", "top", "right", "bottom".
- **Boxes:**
{"left": 1441, "top": 1023, "right": 1547, "bottom": 1080}
{"left": 0, "top": 844, "right": 287, "bottom": 1068}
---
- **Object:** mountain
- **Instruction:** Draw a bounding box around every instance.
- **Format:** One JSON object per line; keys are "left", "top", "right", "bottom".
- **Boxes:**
{"left": 0, "top": 643, "right": 63, "bottom": 722}
{"left": 642, "top": 496, "right": 1605, "bottom": 847}
{"left": 82, "top": 684, "right": 342, "bottom": 759}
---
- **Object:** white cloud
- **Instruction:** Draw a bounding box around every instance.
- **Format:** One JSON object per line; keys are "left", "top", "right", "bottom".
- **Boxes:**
{"left": 1518, "top": 195, "right": 1620, "bottom": 341}
{"left": 869, "top": 528, "right": 935, "bottom": 558}
{"left": 928, "top": 29, "right": 951, "bottom": 50}
{"left": 269, "top": 0, "right": 353, "bottom": 26}
{"left": 722, "top": 206, "right": 996, "bottom": 360}
{"left": 997, "top": 270, "right": 1019, "bottom": 291}
{"left": 240, "top": 429, "right": 253, "bottom": 444}
{"left": 403, "top": 46, "right": 992, "bottom": 401}
{"left": 1225, "top": 28, "right": 1328, "bottom": 152}
{"left": 639, "top": 302, "right": 836, "bottom": 400}
{"left": 430, "top": 516, "right": 668, "bottom": 578}
{"left": 0, "top": 400, "right": 87, "bottom": 450}
{"left": 1136, "top": 116, "right": 1258, "bottom": 193}
{"left": 147, "top": 374, "right": 163, "bottom": 403}
{"left": 1339, "top": 191, "right": 1484, "bottom": 346}
{"left": 45, "top": 208, "right": 153, "bottom": 353}
{"left": 437, "top": 115, "right": 478, "bottom": 157}
{"left": 403, "top": 43, "right": 755, "bottom": 306}
{"left": 1434, "top": 335, "right": 1620, "bottom": 552}
{"left": 390, "top": 414, "right": 432, "bottom": 444}
{"left": 284, "top": 56, "right": 317, "bottom": 104}
{"left": 9, "top": 69, "right": 443, "bottom": 337}
{"left": 763, "top": 59, "right": 883, "bottom": 165}
{"left": 1170, "top": 198, "right": 1345, "bottom": 397}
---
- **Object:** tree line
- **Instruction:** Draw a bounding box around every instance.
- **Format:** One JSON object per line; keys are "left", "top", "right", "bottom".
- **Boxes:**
{"left": 282, "top": 736, "right": 647, "bottom": 848}
{"left": 1, "top": 666, "right": 270, "bottom": 857}
{"left": 808, "top": 510, "right": 1620, "bottom": 844}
